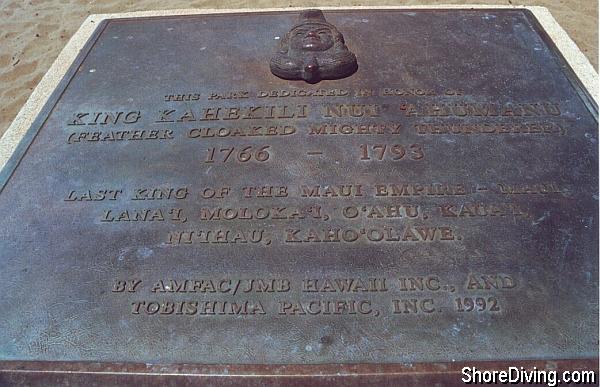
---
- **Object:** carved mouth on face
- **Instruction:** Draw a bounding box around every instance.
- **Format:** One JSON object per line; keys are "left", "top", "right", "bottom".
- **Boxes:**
{"left": 302, "top": 36, "right": 326, "bottom": 50}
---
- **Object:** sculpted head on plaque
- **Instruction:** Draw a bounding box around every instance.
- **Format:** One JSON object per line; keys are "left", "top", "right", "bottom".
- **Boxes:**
{"left": 270, "top": 9, "right": 358, "bottom": 83}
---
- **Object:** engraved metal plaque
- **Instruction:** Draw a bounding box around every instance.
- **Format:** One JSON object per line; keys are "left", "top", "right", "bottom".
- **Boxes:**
{"left": 0, "top": 8, "right": 597, "bottom": 384}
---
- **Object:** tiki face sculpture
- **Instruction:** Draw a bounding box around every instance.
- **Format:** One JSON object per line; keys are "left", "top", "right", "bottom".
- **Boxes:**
{"left": 270, "top": 9, "right": 358, "bottom": 83}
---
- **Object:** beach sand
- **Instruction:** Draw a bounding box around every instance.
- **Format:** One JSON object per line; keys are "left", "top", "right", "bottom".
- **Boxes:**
{"left": 0, "top": 0, "right": 597, "bottom": 138}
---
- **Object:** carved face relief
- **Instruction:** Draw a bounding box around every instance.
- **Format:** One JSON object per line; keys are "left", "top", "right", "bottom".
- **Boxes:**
{"left": 289, "top": 25, "right": 335, "bottom": 52}
{"left": 270, "top": 9, "right": 358, "bottom": 83}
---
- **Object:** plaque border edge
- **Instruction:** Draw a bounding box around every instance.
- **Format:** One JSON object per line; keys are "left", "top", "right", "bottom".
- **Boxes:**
{"left": 0, "top": 359, "right": 598, "bottom": 385}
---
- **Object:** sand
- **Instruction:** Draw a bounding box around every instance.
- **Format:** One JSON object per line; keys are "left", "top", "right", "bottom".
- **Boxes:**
{"left": 0, "top": 0, "right": 597, "bottom": 138}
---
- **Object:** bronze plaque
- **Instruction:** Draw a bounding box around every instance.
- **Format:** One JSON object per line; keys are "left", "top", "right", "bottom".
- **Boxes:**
{"left": 0, "top": 8, "right": 597, "bottom": 383}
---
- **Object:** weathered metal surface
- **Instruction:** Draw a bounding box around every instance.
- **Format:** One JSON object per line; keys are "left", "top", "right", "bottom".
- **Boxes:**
{"left": 0, "top": 8, "right": 597, "bottom": 381}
